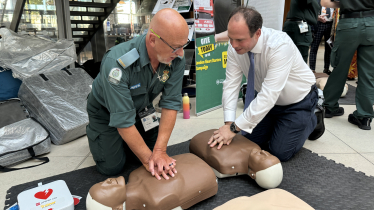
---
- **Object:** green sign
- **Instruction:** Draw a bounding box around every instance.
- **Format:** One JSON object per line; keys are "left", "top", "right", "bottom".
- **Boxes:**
{"left": 195, "top": 35, "right": 229, "bottom": 115}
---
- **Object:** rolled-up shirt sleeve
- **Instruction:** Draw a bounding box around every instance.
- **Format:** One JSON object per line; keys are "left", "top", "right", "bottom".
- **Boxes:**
{"left": 159, "top": 56, "right": 186, "bottom": 111}
{"left": 223, "top": 45, "right": 246, "bottom": 123}
{"left": 99, "top": 57, "right": 136, "bottom": 128}
{"left": 235, "top": 42, "right": 295, "bottom": 133}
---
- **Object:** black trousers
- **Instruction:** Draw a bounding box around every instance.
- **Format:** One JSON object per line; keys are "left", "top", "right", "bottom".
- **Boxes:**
{"left": 309, "top": 21, "right": 333, "bottom": 70}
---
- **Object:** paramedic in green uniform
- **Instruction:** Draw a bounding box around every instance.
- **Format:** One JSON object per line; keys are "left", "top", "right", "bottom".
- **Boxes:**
{"left": 86, "top": 9, "right": 189, "bottom": 178}
{"left": 283, "top": 0, "right": 320, "bottom": 63}
{"left": 321, "top": 0, "right": 374, "bottom": 130}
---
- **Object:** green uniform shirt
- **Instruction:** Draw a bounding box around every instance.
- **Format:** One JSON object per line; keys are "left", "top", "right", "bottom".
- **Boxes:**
{"left": 340, "top": 0, "right": 374, "bottom": 14}
{"left": 91, "top": 34, "right": 186, "bottom": 128}
{"left": 286, "top": 0, "right": 320, "bottom": 25}
{"left": 214, "top": 0, "right": 240, "bottom": 34}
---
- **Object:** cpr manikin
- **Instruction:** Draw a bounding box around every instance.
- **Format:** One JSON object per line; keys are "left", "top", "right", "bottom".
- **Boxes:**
{"left": 213, "top": 189, "right": 314, "bottom": 210}
{"left": 189, "top": 130, "right": 283, "bottom": 189}
{"left": 86, "top": 153, "right": 218, "bottom": 210}
{"left": 314, "top": 73, "right": 348, "bottom": 97}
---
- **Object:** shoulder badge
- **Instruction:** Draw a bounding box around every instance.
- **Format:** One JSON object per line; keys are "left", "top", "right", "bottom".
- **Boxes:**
{"left": 108, "top": 68, "right": 122, "bottom": 85}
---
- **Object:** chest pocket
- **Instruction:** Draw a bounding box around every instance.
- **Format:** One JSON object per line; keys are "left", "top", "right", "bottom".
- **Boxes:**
{"left": 130, "top": 86, "right": 147, "bottom": 109}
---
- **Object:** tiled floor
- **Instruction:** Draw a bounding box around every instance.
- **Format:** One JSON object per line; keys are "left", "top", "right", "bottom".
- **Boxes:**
{"left": 2, "top": 46, "right": 374, "bottom": 209}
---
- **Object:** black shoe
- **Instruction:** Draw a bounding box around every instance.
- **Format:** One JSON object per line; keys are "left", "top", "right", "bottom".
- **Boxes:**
{"left": 323, "top": 69, "right": 332, "bottom": 75}
{"left": 325, "top": 107, "right": 344, "bottom": 118}
{"left": 309, "top": 106, "right": 325, "bottom": 140}
{"left": 348, "top": 114, "right": 371, "bottom": 130}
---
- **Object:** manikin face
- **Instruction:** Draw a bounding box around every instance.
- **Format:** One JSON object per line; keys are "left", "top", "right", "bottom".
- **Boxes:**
{"left": 227, "top": 15, "right": 261, "bottom": 55}
{"left": 89, "top": 176, "right": 126, "bottom": 209}
{"left": 248, "top": 148, "right": 280, "bottom": 179}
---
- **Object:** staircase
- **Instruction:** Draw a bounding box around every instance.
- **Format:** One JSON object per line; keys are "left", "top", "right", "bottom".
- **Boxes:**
{"left": 69, "top": 0, "right": 120, "bottom": 55}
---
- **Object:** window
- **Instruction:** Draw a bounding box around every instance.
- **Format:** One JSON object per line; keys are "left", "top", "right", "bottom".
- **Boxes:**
{"left": 18, "top": 0, "right": 58, "bottom": 39}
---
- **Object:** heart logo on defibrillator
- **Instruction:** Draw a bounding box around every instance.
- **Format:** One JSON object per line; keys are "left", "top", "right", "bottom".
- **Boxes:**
{"left": 34, "top": 189, "right": 53, "bottom": 199}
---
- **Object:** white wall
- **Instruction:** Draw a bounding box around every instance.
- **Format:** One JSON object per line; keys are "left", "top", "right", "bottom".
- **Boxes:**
{"left": 244, "top": 0, "right": 285, "bottom": 31}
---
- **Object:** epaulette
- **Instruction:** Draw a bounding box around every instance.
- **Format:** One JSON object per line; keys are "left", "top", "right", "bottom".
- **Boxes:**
{"left": 116, "top": 48, "right": 140, "bottom": 69}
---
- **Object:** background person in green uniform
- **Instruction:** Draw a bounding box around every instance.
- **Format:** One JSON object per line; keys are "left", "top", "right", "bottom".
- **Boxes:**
{"left": 86, "top": 9, "right": 189, "bottom": 178}
{"left": 283, "top": 0, "right": 320, "bottom": 63}
{"left": 321, "top": 0, "right": 374, "bottom": 130}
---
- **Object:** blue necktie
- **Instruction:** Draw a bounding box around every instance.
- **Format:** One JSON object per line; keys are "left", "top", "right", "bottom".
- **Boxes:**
{"left": 242, "top": 52, "right": 255, "bottom": 135}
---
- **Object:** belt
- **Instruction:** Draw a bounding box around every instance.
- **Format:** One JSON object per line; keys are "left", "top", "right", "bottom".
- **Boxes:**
{"left": 340, "top": 10, "right": 374, "bottom": 19}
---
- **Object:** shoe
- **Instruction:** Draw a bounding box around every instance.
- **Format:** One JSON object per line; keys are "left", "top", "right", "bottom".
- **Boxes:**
{"left": 325, "top": 107, "right": 344, "bottom": 118}
{"left": 323, "top": 69, "right": 332, "bottom": 75}
{"left": 308, "top": 106, "right": 325, "bottom": 140}
{"left": 348, "top": 114, "right": 371, "bottom": 130}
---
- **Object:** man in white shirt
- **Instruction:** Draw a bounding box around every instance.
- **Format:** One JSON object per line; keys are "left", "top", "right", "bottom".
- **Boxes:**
{"left": 208, "top": 7, "right": 318, "bottom": 161}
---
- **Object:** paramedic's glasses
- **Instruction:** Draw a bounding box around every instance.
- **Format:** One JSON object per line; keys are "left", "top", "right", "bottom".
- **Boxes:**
{"left": 150, "top": 29, "right": 190, "bottom": 53}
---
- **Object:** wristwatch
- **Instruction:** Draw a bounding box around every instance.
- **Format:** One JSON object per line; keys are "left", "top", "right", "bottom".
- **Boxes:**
{"left": 230, "top": 122, "right": 240, "bottom": 134}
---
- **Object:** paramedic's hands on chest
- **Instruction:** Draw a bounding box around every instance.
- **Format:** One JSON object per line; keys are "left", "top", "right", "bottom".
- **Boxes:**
{"left": 118, "top": 9, "right": 189, "bottom": 181}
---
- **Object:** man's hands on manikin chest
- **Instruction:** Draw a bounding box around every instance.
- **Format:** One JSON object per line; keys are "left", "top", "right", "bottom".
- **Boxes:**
{"left": 118, "top": 108, "right": 178, "bottom": 181}
{"left": 207, "top": 122, "right": 238, "bottom": 149}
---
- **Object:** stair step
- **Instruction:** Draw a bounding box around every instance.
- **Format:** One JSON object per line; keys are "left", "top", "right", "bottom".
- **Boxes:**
{"left": 73, "top": 35, "right": 91, "bottom": 38}
{"left": 70, "top": 11, "right": 105, "bottom": 16}
{"left": 71, "top": 20, "right": 100, "bottom": 24}
{"left": 69, "top": 2, "right": 112, "bottom": 8}
{"left": 72, "top": 28, "right": 95, "bottom": 31}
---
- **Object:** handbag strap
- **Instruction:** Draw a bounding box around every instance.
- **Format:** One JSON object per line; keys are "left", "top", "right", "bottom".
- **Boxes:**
{"left": 0, "top": 147, "right": 49, "bottom": 172}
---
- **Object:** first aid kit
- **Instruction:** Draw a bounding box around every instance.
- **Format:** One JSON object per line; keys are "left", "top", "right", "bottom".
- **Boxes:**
{"left": 17, "top": 180, "right": 74, "bottom": 210}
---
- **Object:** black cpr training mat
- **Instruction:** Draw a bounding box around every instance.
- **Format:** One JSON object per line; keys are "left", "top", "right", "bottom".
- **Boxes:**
{"left": 5, "top": 141, "right": 374, "bottom": 210}
{"left": 338, "top": 84, "right": 357, "bottom": 105}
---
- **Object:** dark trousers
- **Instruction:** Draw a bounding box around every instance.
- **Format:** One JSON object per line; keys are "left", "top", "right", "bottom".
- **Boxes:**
{"left": 309, "top": 21, "right": 333, "bottom": 70}
{"left": 243, "top": 85, "right": 318, "bottom": 162}
{"left": 283, "top": 21, "right": 313, "bottom": 63}
{"left": 297, "top": 45, "right": 310, "bottom": 63}
{"left": 86, "top": 93, "right": 158, "bottom": 175}
{"left": 323, "top": 17, "right": 374, "bottom": 119}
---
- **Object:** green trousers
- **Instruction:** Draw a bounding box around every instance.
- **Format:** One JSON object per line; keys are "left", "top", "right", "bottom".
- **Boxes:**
{"left": 323, "top": 16, "right": 374, "bottom": 120}
{"left": 283, "top": 20, "right": 313, "bottom": 63}
{"left": 86, "top": 93, "right": 158, "bottom": 175}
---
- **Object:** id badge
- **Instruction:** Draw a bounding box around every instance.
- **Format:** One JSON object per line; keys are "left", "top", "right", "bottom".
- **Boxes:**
{"left": 138, "top": 107, "right": 159, "bottom": 132}
{"left": 298, "top": 21, "right": 308, "bottom": 33}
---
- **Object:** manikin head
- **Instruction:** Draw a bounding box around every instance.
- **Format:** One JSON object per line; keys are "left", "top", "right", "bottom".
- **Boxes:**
{"left": 146, "top": 8, "right": 189, "bottom": 65}
{"left": 316, "top": 77, "right": 348, "bottom": 97}
{"left": 247, "top": 148, "right": 283, "bottom": 189}
{"left": 227, "top": 6, "right": 262, "bottom": 55}
{"left": 86, "top": 176, "right": 126, "bottom": 210}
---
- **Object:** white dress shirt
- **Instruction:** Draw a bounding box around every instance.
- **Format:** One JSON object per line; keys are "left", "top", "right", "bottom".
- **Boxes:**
{"left": 321, "top": 7, "right": 334, "bottom": 22}
{"left": 223, "top": 26, "right": 316, "bottom": 134}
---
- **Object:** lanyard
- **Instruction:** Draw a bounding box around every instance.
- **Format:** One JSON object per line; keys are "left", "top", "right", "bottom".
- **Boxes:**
{"left": 137, "top": 65, "right": 161, "bottom": 114}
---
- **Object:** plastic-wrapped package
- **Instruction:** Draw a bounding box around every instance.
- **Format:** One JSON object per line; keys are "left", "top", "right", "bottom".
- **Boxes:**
{"left": 0, "top": 118, "right": 51, "bottom": 167}
{"left": 0, "top": 28, "right": 76, "bottom": 80}
{"left": 18, "top": 68, "right": 93, "bottom": 145}
{"left": 0, "top": 98, "right": 28, "bottom": 128}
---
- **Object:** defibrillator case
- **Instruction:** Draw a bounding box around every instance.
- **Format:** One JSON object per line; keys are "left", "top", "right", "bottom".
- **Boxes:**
{"left": 17, "top": 180, "right": 74, "bottom": 210}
